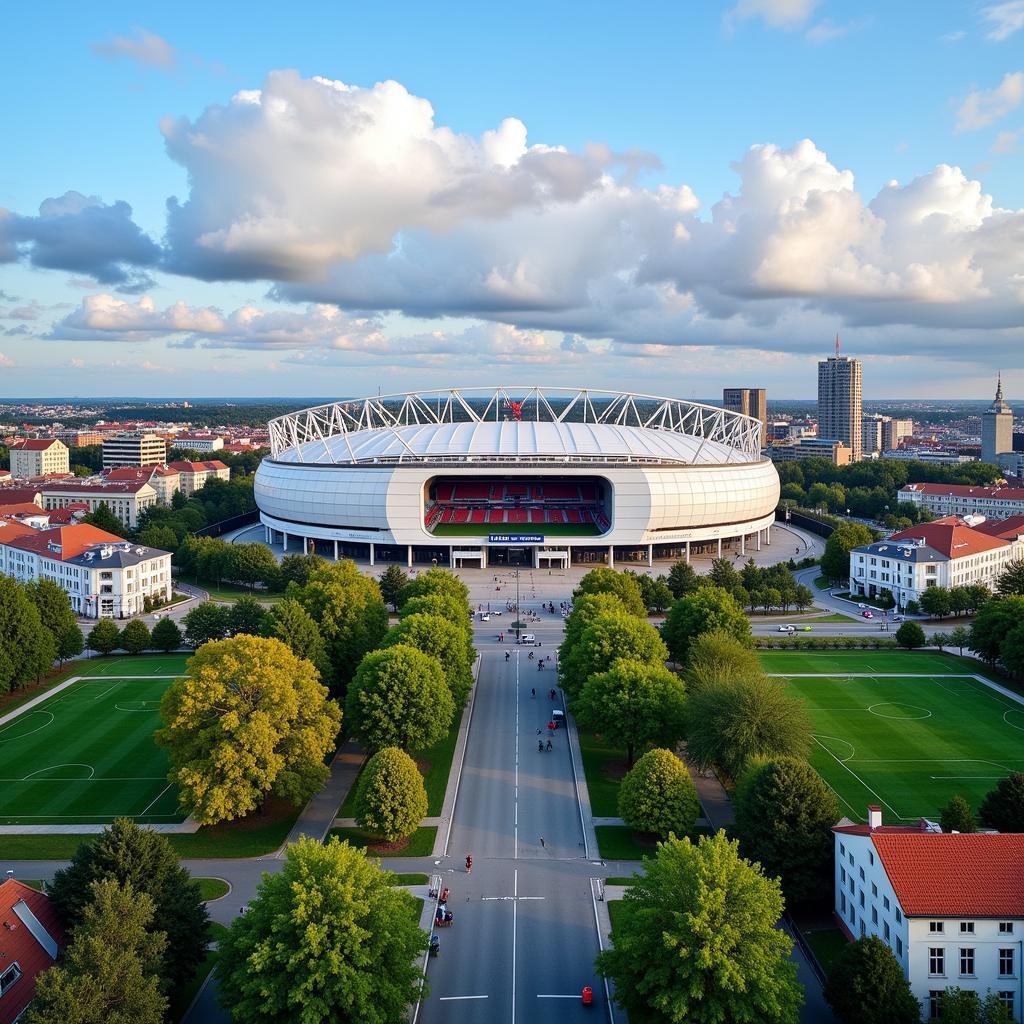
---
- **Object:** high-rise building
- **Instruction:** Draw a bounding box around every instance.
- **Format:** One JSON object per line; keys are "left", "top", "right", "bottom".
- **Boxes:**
{"left": 101, "top": 431, "right": 168, "bottom": 469}
{"left": 883, "top": 418, "right": 914, "bottom": 451}
{"left": 862, "top": 415, "right": 885, "bottom": 456}
{"left": 817, "top": 338, "right": 863, "bottom": 462}
{"left": 981, "top": 374, "right": 1014, "bottom": 466}
{"left": 722, "top": 388, "right": 767, "bottom": 440}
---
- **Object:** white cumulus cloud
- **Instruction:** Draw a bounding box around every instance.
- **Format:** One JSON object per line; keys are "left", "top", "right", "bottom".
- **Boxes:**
{"left": 981, "top": 1, "right": 1024, "bottom": 40}
{"left": 955, "top": 70, "right": 1024, "bottom": 131}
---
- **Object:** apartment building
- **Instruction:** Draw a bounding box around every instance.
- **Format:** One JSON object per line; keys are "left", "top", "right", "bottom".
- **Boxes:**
{"left": 173, "top": 433, "right": 224, "bottom": 452}
{"left": 767, "top": 438, "right": 853, "bottom": 465}
{"left": 900, "top": 483, "right": 1024, "bottom": 519}
{"left": 849, "top": 517, "right": 1022, "bottom": 608}
{"left": 723, "top": 388, "right": 768, "bottom": 441}
{"left": 167, "top": 460, "right": 230, "bottom": 496}
{"left": 818, "top": 347, "right": 863, "bottom": 462}
{"left": 38, "top": 478, "right": 158, "bottom": 529}
{"left": 8, "top": 438, "right": 69, "bottom": 478}
{"left": 103, "top": 465, "right": 181, "bottom": 505}
{"left": 834, "top": 809, "right": 1022, "bottom": 1021}
{"left": 101, "top": 431, "right": 168, "bottom": 469}
{"left": 0, "top": 522, "right": 172, "bottom": 618}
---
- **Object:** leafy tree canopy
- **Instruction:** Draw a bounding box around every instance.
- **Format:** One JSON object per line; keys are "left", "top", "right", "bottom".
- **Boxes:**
{"left": 824, "top": 936, "right": 920, "bottom": 1024}
{"left": 119, "top": 618, "right": 151, "bottom": 655}
{"left": 87, "top": 619, "right": 121, "bottom": 657}
{"left": 662, "top": 585, "right": 751, "bottom": 664}
{"left": 0, "top": 576, "right": 58, "bottom": 691}
{"left": 618, "top": 747, "right": 700, "bottom": 838}
{"left": 151, "top": 616, "right": 183, "bottom": 652}
{"left": 354, "top": 746, "right": 428, "bottom": 842}
{"left": 383, "top": 612, "right": 474, "bottom": 705}
{"left": 978, "top": 772, "right": 1024, "bottom": 832}
{"left": 573, "top": 567, "right": 647, "bottom": 618}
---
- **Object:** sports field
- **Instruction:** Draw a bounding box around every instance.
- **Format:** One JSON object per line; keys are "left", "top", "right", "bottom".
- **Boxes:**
{"left": 762, "top": 652, "right": 1024, "bottom": 823}
{"left": 0, "top": 656, "right": 189, "bottom": 825}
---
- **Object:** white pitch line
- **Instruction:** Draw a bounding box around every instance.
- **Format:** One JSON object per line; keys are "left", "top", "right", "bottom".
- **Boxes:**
{"left": 139, "top": 782, "right": 174, "bottom": 817}
{"left": 92, "top": 683, "right": 120, "bottom": 701}
{"left": 811, "top": 735, "right": 902, "bottom": 821}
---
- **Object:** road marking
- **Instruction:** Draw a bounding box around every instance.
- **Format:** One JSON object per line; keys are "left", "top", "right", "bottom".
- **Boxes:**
{"left": 589, "top": 877, "right": 616, "bottom": 1024}
{"left": 439, "top": 995, "right": 489, "bottom": 1001}
{"left": 512, "top": 868, "right": 517, "bottom": 1024}
{"left": 537, "top": 994, "right": 583, "bottom": 998}
{"left": 443, "top": 652, "right": 482, "bottom": 857}
{"left": 514, "top": 649, "right": 519, "bottom": 860}
{"left": 562, "top": 688, "right": 589, "bottom": 859}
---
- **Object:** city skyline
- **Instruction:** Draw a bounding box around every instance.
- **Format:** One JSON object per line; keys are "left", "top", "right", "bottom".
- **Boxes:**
{"left": 2, "top": 1, "right": 1024, "bottom": 399}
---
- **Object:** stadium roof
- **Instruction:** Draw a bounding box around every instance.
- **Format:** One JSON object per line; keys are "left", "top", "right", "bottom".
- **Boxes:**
{"left": 276, "top": 420, "right": 744, "bottom": 467}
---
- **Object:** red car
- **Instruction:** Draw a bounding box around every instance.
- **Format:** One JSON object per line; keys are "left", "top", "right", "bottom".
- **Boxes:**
{"left": 862, "top": 610, "right": 874, "bottom": 619}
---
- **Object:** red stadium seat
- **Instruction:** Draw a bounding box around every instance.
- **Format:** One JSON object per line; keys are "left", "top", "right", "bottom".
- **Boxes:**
{"left": 470, "top": 509, "right": 486, "bottom": 523}
{"left": 488, "top": 508, "right": 504, "bottom": 523}
{"left": 530, "top": 509, "right": 544, "bottom": 524}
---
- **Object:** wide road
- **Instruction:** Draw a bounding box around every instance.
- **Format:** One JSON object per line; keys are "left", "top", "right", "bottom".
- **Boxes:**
{"left": 417, "top": 627, "right": 607, "bottom": 1024}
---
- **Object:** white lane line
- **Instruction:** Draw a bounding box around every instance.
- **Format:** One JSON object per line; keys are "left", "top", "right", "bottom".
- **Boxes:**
{"left": 514, "top": 649, "right": 519, "bottom": 860}
{"left": 512, "top": 867, "right": 518, "bottom": 1024}
{"left": 590, "top": 877, "right": 617, "bottom": 1024}
{"left": 537, "top": 994, "right": 583, "bottom": 998}
{"left": 439, "top": 995, "right": 489, "bottom": 1001}
{"left": 443, "top": 653, "right": 482, "bottom": 857}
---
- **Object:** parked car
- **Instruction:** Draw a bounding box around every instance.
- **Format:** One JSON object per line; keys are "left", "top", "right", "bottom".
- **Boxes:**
{"left": 891, "top": 614, "right": 904, "bottom": 622}
{"left": 480, "top": 613, "right": 490, "bottom": 621}
{"left": 862, "top": 610, "right": 874, "bottom": 619}
{"left": 857, "top": 603, "right": 867, "bottom": 609}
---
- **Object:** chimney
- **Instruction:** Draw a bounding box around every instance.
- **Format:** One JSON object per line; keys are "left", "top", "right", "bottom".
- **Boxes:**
{"left": 868, "top": 806, "right": 882, "bottom": 830}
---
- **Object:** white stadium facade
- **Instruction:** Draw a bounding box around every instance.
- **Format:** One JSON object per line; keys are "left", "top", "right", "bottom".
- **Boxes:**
{"left": 254, "top": 387, "right": 781, "bottom": 569}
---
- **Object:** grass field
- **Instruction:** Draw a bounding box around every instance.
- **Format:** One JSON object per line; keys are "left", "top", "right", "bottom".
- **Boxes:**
{"left": 0, "top": 655, "right": 189, "bottom": 825}
{"left": 763, "top": 651, "right": 1024, "bottom": 823}
{"left": 430, "top": 522, "right": 600, "bottom": 537}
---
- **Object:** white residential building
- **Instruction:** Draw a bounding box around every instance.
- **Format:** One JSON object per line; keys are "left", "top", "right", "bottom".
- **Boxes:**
{"left": 849, "top": 517, "right": 1023, "bottom": 608}
{"left": 38, "top": 479, "right": 158, "bottom": 529}
{"left": 8, "top": 438, "right": 69, "bottom": 478}
{"left": 0, "top": 521, "right": 172, "bottom": 618}
{"left": 901, "top": 484, "right": 1024, "bottom": 519}
{"left": 174, "top": 433, "right": 224, "bottom": 452}
{"left": 167, "top": 460, "right": 230, "bottom": 496}
{"left": 102, "top": 465, "right": 181, "bottom": 505}
{"left": 834, "top": 809, "right": 1023, "bottom": 1021}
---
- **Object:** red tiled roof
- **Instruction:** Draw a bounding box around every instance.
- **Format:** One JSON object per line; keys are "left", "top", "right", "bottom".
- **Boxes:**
{"left": 8, "top": 438, "right": 62, "bottom": 451}
{"left": 833, "top": 823, "right": 927, "bottom": 836}
{"left": 167, "top": 460, "right": 228, "bottom": 472}
{"left": 888, "top": 521, "right": 1008, "bottom": 558}
{"left": 872, "top": 833, "right": 1024, "bottom": 917}
{"left": 39, "top": 479, "right": 152, "bottom": 495}
{"left": 902, "top": 483, "right": 1024, "bottom": 501}
{"left": 0, "top": 879, "right": 66, "bottom": 1024}
{"left": 0, "top": 502, "right": 47, "bottom": 518}
{"left": 0, "top": 517, "right": 41, "bottom": 541}
{"left": 973, "top": 515, "right": 1024, "bottom": 540}
{"left": 103, "top": 467, "right": 156, "bottom": 482}
{"left": 0, "top": 487, "right": 43, "bottom": 504}
{"left": 6, "top": 524, "right": 124, "bottom": 560}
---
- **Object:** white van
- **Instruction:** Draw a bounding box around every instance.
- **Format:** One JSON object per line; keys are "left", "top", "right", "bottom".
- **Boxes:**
{"left": 518, "top": 634, "right": 536, "bottom": 644}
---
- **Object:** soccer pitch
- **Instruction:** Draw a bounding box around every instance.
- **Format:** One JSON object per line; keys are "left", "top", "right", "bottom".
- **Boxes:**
{"left": 762, "top": 652, "right": 1024, "bottom": 824}
{"left": 0, "top": 656, "right": 190, "bottom": 826}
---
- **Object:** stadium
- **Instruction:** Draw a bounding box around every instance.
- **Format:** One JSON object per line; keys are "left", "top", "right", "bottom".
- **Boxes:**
{"left": 254, "top": 387, "right": 781, "bottom": 569}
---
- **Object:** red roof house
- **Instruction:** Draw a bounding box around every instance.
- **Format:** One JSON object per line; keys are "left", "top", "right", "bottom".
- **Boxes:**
{"left": 0, "top": 880, "right": 66, "bottom": 1024}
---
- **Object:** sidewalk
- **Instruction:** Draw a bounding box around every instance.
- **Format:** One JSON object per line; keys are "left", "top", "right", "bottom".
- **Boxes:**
{"left": 685, "top": 759, "right": 735, "bottom": 830}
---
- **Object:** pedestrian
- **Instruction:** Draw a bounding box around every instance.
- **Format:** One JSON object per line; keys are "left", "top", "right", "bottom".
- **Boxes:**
{"left": 539, "top": 836, "right": 545, "bottom": 848}
{"left": 531, "top": 687, "right": 536, "bottom": 698}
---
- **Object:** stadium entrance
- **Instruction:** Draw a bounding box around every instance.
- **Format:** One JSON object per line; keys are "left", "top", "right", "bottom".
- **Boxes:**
{"left": 488, "top": 545, "right": 533, "bottom": 568}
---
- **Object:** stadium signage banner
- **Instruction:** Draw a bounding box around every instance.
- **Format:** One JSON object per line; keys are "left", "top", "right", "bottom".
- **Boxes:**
{"left": 488, "top": 534, "right": 544, "bottom": 544}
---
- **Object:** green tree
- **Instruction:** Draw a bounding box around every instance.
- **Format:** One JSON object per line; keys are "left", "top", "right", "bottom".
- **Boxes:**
{"left": 931, "top": 630, "right": 950, "bottom": 651}
{"left": 708, "top": 557, "right": 740, "bottom": 592}
{"left": 733, "top": 757, "right": 839, "bottom": 904}
{"left": 666, "top": 559, "right": 703, "bottom": 598}
{"left": 295, "top": 561, "right": 389, "bottom": 688}
{"left": 997, "top": 558, "right": 1024, "bottom": 597}
{"left": 573, "top": 566, "right": 647, "bottom": 618}
{"left": 383, "top": 612, "right": 474, "bottom": 705}
{"left": 895, "top": 621, "right": 926, "bottom": 649}
{"left": 118, "top": 618, "right": 151, "bottom": 655}
{"left": 939, "top": 794, "right": 976, "bottom": 833}
{"left": 685, "top": 629, "right": 763, "bottom": 693}
{"left": 598, "top": 831, "right": 801, "bottom": 1024}
{"left": 558, "top": 592, "right": 628, "bottom": 660}
{"left": 136, "top": 524, "right": 179, "bottom": 552}
{"left": 978, "top": 772, "right": 1024, "bottom": 832}
{"left": 378, "top": 564, "right": 409, "bottom": 611}
{"left": 157, "top": 635, "right": 342, "bottom": 824}
{"left": 1001, "top": 620, "right": 1024, "bottom": 677}
{"left": 27, "top": 879, "right": 167, "bottom": 1024}
{"left": 151, "top": 616, "right": 183, "bottom": 653}
{"left": 0, "top": 577, "right": 57, "bottom": 691}
{"left": 662, "top": 585, "right": 751, "bottom": 664}
{"left": 964, "top": 584, "right": 991, "bottom": 613}
{"left": 218, "top": 836, "right": 427, "bottom": 1024}
{"left": 559, "top": 611, "right": 668, "bottom": 703}
{"left": 686, "top": 675, "right": 812, "bottom": 779}
{"left": 48, "top": 818, "right": 209, "bottom": 991}
{"left": 618, "top": 748, "right": 700, "bottom": 838}
{"left": 344, "top": 645, "right": 454, "bottom": 752}
{"left": 399, "top": 592, "right": 473, "bottom": 645}
{"left": 970, "top": 597, "right": 1024, "bottom": 664}
{"left": 354, "top": 747, "right": 428, "bottom": 842}
{"left": 227, "top": 594, "right": 268, "bottom": 636}
{"left": 278, "top": 553, "right": 328, "bottom": 588}
{"left": 399, "top": 566, "right": 470, "bottom": 608}
{"left": 821, "top": 522, "right": 873, "bottom": 583}
{"left": 574, "top": 659, "right": 687, "bottom": 767}
{"left": 225, "top": 543, "right": 280, "bottom": 590}
{"left": 87, "top": 619, "right": 122, "bottom": 656}
{"left": 26, "top": 578, "right": 80, "bottom": 663}
{"left": 80, "top": 501, "right": 126, "bottom": 536}
{"left": 949, "top": 625, "right": 971, "bottom": 655}
{"left": 262, "top": 597, "right": 329, "bottom": 675}
{"left": 182, "top": 601, "right": 230, "bottom": 647}
{"left": 919, "top": 586, "right": 952, "bottom": 618}
{"left": 824, "top": 936, "right": 920, "bottom": 1024}
{"left": 793, "top": 584, "right": 814, "bottom": 612}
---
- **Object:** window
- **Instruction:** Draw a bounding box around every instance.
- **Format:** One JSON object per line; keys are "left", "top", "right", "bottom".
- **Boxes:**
{"left": 872, "top": 907, "right": 878, "bottom": 925}
{"left": 999, "top": 948, "right": 1015, "bottom": 976}
{"left": 999, "top": 922, "right": 1014, "bottom": 934}
{"left": 859, "top": 867, "right": 865, "bottom": 881}
{"left": 960, "top": 922, "right": 974, "bottom": 934}
{"left": 896, "top": 936, "right": 903, "bottom": 958}
{"left": 895, "top": 908, "right": 902, "bottom": 924}
{"left": 883, "top": 896, "right": 890, "bottom": 911}
{"left": 871, "top": 883, "right": 878, "bottom": 897}
{"left": 960, "top": 948, "right": 975, "bottom": 976}
{"left": 849, "top": 877, "right": 855, "bottom": 896}
{"left": 848, "top": 853, "right": 854, "bottom": 867}
{"left": 884, "top": 921, "right": 890, "bottom": 941}
{"left": 859, "top": 891, "right": 865, "bottom": 908}
{"left": 929, "top": 921, "right": 944, "bottom": 934}
{"left": 859, "top": 919, "right": 866, "bottom": 937}
{"left": 999, "top": 993, "right": 1014, "bottom": 1017}
{"left": 841, "top": 867, "right": 846, "bottom": 884}
{"left": 839, "top": 843, "right": 845, "bottom": 857}
{"left": 928, "top": 991, "right": 942, "bottom": 1021}
{"left": 929, "top": 948, "right": 944, "bottom": 976}
{"left": 840, "top": 894, "right": 846, "bottom": 913}
{"left": 0, "top": 963, "right": 21, "bottom": 996}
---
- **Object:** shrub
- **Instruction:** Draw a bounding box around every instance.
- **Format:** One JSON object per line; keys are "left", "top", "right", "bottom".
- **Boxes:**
{"left": 618, "top": 748, "right": 700, "bottom": 838}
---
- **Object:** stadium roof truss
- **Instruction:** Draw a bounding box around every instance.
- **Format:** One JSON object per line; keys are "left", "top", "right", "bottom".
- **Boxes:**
{"left": 267, "top": 387, "right": 763, "bottom": 464}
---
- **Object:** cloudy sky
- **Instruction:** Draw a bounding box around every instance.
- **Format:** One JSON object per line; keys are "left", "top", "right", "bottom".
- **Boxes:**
{"left": 2, "top": 0, "right": 1023, "bottom": 399}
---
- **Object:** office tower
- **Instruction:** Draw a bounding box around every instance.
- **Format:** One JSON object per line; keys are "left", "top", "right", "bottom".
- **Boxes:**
{"left": 981, "top": 373, "right": 1014, "bottom": 465}
{"left": 101, "top": 431, "right": 168, "bottom": 469}
{"left": 862, "top": 415, "right": 885, "bottom": 456}
{"left": 817, "top": 336, "right": 863, "bottom": 462}
{"left": 722, "top": 388, "right": 767, "bottom": 440}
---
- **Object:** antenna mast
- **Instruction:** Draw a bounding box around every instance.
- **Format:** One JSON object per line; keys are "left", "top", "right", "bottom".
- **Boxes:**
{"left": 835, "top": 332, "right": 840, "bottom": 357}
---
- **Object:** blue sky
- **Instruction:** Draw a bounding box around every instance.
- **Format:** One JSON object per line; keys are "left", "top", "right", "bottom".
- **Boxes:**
{"left": 1, "top": 0, "right": 1022, "bottom": 399}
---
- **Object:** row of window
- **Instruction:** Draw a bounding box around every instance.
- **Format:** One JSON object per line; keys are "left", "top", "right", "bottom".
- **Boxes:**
{"left": 929, "top": 921, "right": 1016, "bottom": 935}
{"left": 928, "top": 990, "right": 1015, "bottom": 1020}
{"left": 928, "top": 946, "right": 1016, "bottom": 978}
